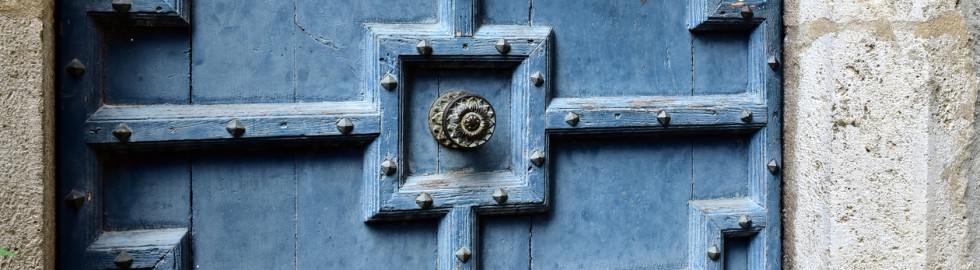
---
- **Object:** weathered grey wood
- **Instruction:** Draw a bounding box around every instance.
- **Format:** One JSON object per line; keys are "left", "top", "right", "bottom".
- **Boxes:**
{"left": 88, "top": 0, "right": 190, "bottom": 27}
{"left": 533, "top": 0, "right": 691, "bottom": 98}
{"left": 103, "top": 27, "right": 190, "bottom": 105}
{"left": 85, "top": 102, "right": 378, "bottom": 144}
{"left": 295, "top": 148, "right": 438, "bottom": 269}
{"left": 694, "top": 32, "right": 749, "bottom": 95}
{"left": 85, "top": 228, "right": 190, "bottom": 269}
{"left": 438, "top": 207, "right": 478, "bottom": 270}
{"left": 689, "top": 0, "right": 767, "bottom": 31}
{"left": 546, "top": 96, "right": 767, "bottom": 133}
{"left": 102, "top": 153, "right": 189, "bottom": 230}
{"left": 688, "top": 199, "right": 766, "bottom": 270}
{"left": 531, "top": 138, "right": 693, "bottom": 269}
{"left": 190, "top": 153, "right": 295, "bottom": 269}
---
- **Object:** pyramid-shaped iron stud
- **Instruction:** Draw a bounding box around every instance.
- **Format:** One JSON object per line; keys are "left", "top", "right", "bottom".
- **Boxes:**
{"left": 455, "top": 247, "right": 472, "bottom": 262}
{"left": 767, "top": 159, "right": 780, "bottom": 174}
{"left": 657, "top": 110, "right": 671, "bottom": 126}
{"left": 416, "top": 40, "right": 433, "bottom": 56}
{"left": 740, "top": 6, "right": 753, "bottom": 20}
{"left": 336, "top": 118, "right": 354, "bottom": 135}
{"left": 529, "top": 150, "right": 545, "bottom": 167}
{"left": 565, "top": 112, "right": 580, "bottom": 127}
{"left": 768, "top": 56, "right": 781, "bottom": 70}
{"left": 114, "top": 251, "right": 134, "bottom": 269}
{"left": 380, "top": 74, "right": 398, "bottom": 91}
{"left": 64, "top": 190, "right": 86, "bottom": 210}
{"left": 706, "top": 244, "right": 721, "bottom": 260}
{"left": 739, "top": 214, "right": 752, "bottom": 229}
{"left": 111, "top": 0, "right": 132, "bottom": 12}
{"left": 530, "top": 71, "right": 545, "bottom": 86}
{"left": 226, "top": 119, "right": 246, "bottom": 138}
{"left": 112, "top": 123, "right": 132, "bottom": 142}
{"left": 740, "top": 109, "right": 753, "bottom": 123}
{"left": 415, "top": 192, "right": 433, "bottom": 209}
{"left": 495, "top": 38, "right": 511, "bottom": 54}
{"left": 380, "top": 158, "right": 397, "bottom": 176}
{"left": 66, "top": 59, "right": 86, "bottom": 78}
{"left": 491, "top": 188, "right": 508, "bottom": 204}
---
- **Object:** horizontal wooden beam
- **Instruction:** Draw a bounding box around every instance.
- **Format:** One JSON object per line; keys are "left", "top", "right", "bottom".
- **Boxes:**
{"left": 85, "top": 102, "right": 379, "bottom": 144}
{"left": 86, "top": 228, "right": 190, "bottom": 269}
{"left": 546, "top": 95, "right": 767, "bottom": 134}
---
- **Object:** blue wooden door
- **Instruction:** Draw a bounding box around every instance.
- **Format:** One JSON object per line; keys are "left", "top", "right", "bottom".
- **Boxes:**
{"left": 56, "top": 0, "right": 782, "bottom": 269}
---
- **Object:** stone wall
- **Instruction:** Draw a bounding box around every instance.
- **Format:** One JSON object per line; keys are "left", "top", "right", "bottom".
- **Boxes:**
{"left": 782, "top": 0, "right": 979, "bottom": 268}
{"left": 0, "top": 0, "right": 55, "bottom": 269}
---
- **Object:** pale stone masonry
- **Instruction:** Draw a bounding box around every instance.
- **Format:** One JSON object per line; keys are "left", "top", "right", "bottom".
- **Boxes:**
{"left": 783, "top": 0, "right": 979, "bottom": 268}
{"left": 0, "top": 0, "right": 55, "bottom": 269}
{"left": 1, "top": 0, "right": 979, "bottom": 269}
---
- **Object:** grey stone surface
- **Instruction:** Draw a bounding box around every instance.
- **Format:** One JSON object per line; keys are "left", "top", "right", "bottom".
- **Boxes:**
{"left": 0, "top": 0, "right": 54, "bottom": 269}
{"left": 783, "top": 0, "right": 978, "bottom": 268}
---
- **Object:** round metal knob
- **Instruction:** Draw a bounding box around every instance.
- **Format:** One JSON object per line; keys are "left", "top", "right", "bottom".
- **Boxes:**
{"left": 428, "top": 91, "right": 496, "bottom": 149}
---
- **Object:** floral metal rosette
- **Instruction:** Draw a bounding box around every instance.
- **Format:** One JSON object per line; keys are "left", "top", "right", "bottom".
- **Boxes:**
{"left": 428, "top": 90, "right": 496, "bottom": 149}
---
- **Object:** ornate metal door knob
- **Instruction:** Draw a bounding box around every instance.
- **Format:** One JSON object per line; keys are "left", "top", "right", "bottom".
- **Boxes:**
{"left": 428, "top": 91, "right": 496, "bottom": 149}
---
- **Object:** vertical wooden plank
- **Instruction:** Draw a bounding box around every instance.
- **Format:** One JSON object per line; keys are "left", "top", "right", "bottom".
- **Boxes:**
{"left": 692, "top": 136, "right": 749, "bottom": 200}
{"left": 404, "top": 68, "right": 442, "bottom": 176}
{"left": 479, "top": 216, "right": 530, "bottom": 269}
{"left": 480, "top": 0, "right": 529, "bottom": 26}
{"left": 191, "top": 0, "right": 294, "bottom": 104}
{"left": 724, "top": 237, "right": 751, "bottom": 270}
{"left": 293, "top": 0, "right": 436, "bottom": 102}
{"left": 441, "top": 0, "right": 478, "bottom": 36}
{"left": 438, "top": 207, "right": 478, "bottom": 270}
{"left": 102, "top": 152, "right": 189, "bottom": 230}
{"left": 191, "top": 151, "right": 295, "bottom": 269}
{"left": 104, "top": 27, "right": 190, "bottom": 105}
{"left": 532, "top": 0, "right": 691, "bottom": 97}
{"left": 693, "top": 33, "right": 749, "bottom": 95}
{"left": 531, "top": 137, "right": 693, "bottom": 268}
{"left": 295, "top": 147, "right": 437, "bottom": 269}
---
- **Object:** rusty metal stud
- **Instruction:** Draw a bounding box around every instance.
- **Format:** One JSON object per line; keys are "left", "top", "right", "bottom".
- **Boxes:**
{"left": 380, "top": 158, "right": 397, "bottom": 176}
{"left": 455, "top": 247, "right": 472, "bottom": 262}
{"left": 495, "top": 38, "right": 511, "bottom": 54}
{"left": 111, "top": 0, "right": 132, "bottom": 12}
{"left": 529, "top": 150, "right": 545, "bottom": 167}
{"left": 415, "top": 192, "right": 433, "bottom": 209}
{"left": 767, "top": 159, "right": 780, "bottom": 174}
{"left": 530, "top": 71, "right": 545, "bottom": 86}
{"left": 491, "top": 188, "right": 508, "bottom": 204}
{"left": 768, "top": 56, "right": 781, "bottom": 70}
{"left": 740, "top": 110, "right": 753, "bottom": 123}
{"left": 380, "top": 74, "right": 398, "bottom": 91}
{"left": 706, "top": 244, "right": 721, "bottom": 260}
{"left": 66, "top": 59, "right": 86, "bottom": 78}
{"left": 739, "top": 214, "right": 752, "bottom": 229}
{"left": 226, "top": 119, "right": 245, "bottom": 138}
{"left": 336, "top": 118, "right": 354, "bottom": 135}
{"left": 64, "top": 190, "right": 85, "bottom": 209}
{"left": 114, "top": 251, "right": 134, "bottom": 269}
{"left": 112, "top": 123, "right": 132, "bottom": 142}
{"left": 416, "top": 40, "right": 433, "bottom": 55}
{"left": 657, "top": 110, "right": 671, "bottom": 126}
{"left": 564, "top": 112, "right": 579, "bottom": 127}
{"left": 740, "top": 6, "right": 753, "bottom": 20}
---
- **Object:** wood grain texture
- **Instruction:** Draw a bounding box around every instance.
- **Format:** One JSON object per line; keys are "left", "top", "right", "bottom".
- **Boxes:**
{"left": 85, "top": 228, "right": 190, "bottom": 269}
{"left": 689, "top": 0, "right": 767, "bottom": 31}
{"left": 88, "top": 0, "right": 190, "bottom": 27}
{"left": 85, "top": 102, "right": 378, "bottom": 144}
{"left": 57, "top": 0, "right": 785, "bottom": 269}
